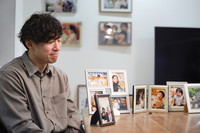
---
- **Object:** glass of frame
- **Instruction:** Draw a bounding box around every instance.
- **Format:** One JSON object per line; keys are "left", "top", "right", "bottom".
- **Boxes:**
{"left": 85, "top": 69, "right": 110, "bottom": 88}
{"left": 110, "top": 95, "right": 130, "bottom": 113}
{"left": 61, "top": 22, "right": 82, "bottom": 47}
{"left": 148, "top": 85, "right": 168, "bottom": 113}
{"left": 184, "top": 84, "right": 200, "bottom": 113}
{"left": 99, "top": 22, "right": 132, "bottom": 46}
{"left": 167, "top": 81, "right": 187, "bottom": 112}
{"left": 133, "top": 85, "right": 147, "bottom": 113}
{"left": 77, "top": 85, "right": 88, "bottom": 120}
{"left": 99, "top": 0, "right": 132, "bottom": 13}
{"left": 87, "top": 89, "right": 105, "bottom": 114}
{"left": 94, "top": 94, "right": 115, "bottom": 126}
{"left": 45, "top": 0, "right": 77, "bottom": 13}
{"left": 109, "top": 70, "right": 128, "bottom": 95}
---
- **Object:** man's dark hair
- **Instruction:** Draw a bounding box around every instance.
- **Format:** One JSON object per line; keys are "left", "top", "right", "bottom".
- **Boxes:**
{"left": 18, "top": 12, "right": 63, "bottom": 49}
{"left": 176, "top": 88, "right": 183, "bottom": 95}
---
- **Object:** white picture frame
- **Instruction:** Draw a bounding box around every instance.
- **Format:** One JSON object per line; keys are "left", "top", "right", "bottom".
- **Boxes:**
{"left": 185, "top": 83, "right": 200, "bottom": 114}
{"left": 148, "top": 85, "right": 168, "bottom": 113}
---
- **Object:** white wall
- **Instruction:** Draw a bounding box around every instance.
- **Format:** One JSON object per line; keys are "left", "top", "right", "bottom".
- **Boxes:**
{"left": 9, "top": 0, "right": 200, "bottom": 103}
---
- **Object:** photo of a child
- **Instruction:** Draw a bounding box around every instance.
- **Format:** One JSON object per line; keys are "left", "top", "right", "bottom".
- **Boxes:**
{"left": 151, "top": 89, "right": 165, "bottom": 109}
{"left": 87, "top": 72, "right": 108, "bottom": 87}
{"left": 136, "top": 89, "right": 145, "bottom": 110}
{"left": 111, "top": 71, "right": 127, "bottom": 93}
{"left": 170, "top": 87, "right": 185, "bottom": 106}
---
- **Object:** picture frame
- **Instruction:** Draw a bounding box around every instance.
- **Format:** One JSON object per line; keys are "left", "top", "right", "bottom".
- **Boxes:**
{"left": 184, "top": 84, "right": 200, "bottom": 113}
{"left": 167, "top": 81, "right": 187, "bottom": 112}
{"left": 94, "top": 94, "right": 115, "bottom": 126}
{"left": 85, "top": 69, "right": 110, "bottom": 88}
{"left": 133, "top": 85, "right": 147, "bottom": 113}
{"left": 87, "top": 89, "right": 105, "bottom": 114}
{"left": 61, "top": 22, "right": 82, "bottom": 47}
{"left": 99, "top": 0, "right": 132, "bottom": 13}
{"left": 111, "top": 95, "right": 130, "bottom": 113}
{"left": 99, "top": 22, "right": 132, "bottom": 46}
{"left": 77, "top": 85, "right": 88, "bottom": 120}
{"left": 45, "top": 0, "right": 77, "bottom": 13}
{"left": 109, "top": 70, "right": 128, "bottom": 95}
{"left": 148, "top": 85, "right": 168, "bottom": 113}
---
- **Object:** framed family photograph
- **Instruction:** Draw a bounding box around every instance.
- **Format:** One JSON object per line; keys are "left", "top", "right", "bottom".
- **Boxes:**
{"left": 85, "top": 69, "right": 110, "bottom": 88}
{"left": 109, "top": 70, "right": 128, "bottom": 95}
{"left": 77, "top": 85, "right": 88, "bottom": 120}
{"left": 45, "top": 0, "right": 77, "bottom": 13}
{"left": 99, "top": 0, "right": 132, "bottom": 13}
{"left": 94, "top": 94, "right": 115, "bottom": 126}
{"left": 99, "top": 22, "right": 132, "bottom": 46}
{"left": 185, "top": 84, "right": 200, "bottom": 113}
{"left": 167, "top": 81, "right": 187, "bottom": 112}
{"left": 148, "top": 85, "right": 168, "bottom": 113}
{"left": 61, "top": 22, "right": 82, "bottom": 47}
{"left": 111, "top": 95, "right": 130, "bottom": 113}
{"left": 88, "top": 89, "right": 105, "bottom": 114}
{"left": 133, "top": 85, "right": 147, "bottom": 113}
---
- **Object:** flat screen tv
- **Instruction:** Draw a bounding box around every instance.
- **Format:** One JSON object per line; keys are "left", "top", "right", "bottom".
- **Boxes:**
{"left": 155, "top": 27, "right": 200, "bottom": 85}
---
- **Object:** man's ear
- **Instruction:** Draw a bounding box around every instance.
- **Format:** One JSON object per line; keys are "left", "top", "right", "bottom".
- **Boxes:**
{"left": 25, "top": 40, "right": 33, "bottom": 49}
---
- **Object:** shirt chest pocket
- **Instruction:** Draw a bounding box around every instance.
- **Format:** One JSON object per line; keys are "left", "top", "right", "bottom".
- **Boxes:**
{"left": 51, "top": 93, "right": 68, "bottom": 118}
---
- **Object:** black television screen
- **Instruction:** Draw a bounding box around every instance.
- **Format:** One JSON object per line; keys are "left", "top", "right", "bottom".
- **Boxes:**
{"left": 155, "top": 27, "right": 200, "bottom": 85}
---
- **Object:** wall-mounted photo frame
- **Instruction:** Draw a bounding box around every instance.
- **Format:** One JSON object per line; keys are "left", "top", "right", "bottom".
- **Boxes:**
{"left": 85, "top": 69, "right": 110, "bottom": 88}
{"left": 61, "top": 22, "right": 82, "bottom": 47}
{"left": 94, "top": 94, "right": 115, "bottom": 126}
{"left": 77, "top": 85, "right": 88, "bottom": 120}
{"left": 110, "top": 95, "right": 130, "bottom": 113}
{"left": 99, "top": 22, "right": 132, "bottom": 46}
{"left": 109, "top": 70, "right": 128, "bottom": 95}
{"left": 99, "top": 0, "right": 132, "bottom": 13}
{"left": 133, "top": 85, "right": 147, "bottom": 113}
{"left": 45, "top": 0, "right": 77, "bottom": 13}
{"left": 148, "top": 85, "right": 168, "bottom": 113}
{"left": 167, "top": 81, "right": 187, "bottom": 112}
{"left": 185, "top": 84, "right": 200, "bottom": 114}
{"left": 88, "top": 89, "right": 105, "bottom": 114}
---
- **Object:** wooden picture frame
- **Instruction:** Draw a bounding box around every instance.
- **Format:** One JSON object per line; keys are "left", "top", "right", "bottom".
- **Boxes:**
{"left": 77, "top": 85, "right": 88, "bottom": 120}
{"left": 99, "top": 22, "right": 132, "bottom": 46}
{"left": 45, "top": 0, "right": 77, "bottom": 13}
{"left": 111, "top": 95, "right": 130, "bottom": 113}
{"left": 85, "top": 69, "right": 110, "bottom": 88}
{"left": 109, "top": 70, "right": 128, "bottom": 95}
{"left": 185, "top": 84, "right": 200, "bottom": 113}
{"left": 94, "top": 94, "right": 115, "bottom": 126}
{"left": 133, "top": 85, "right": 147, "bottom": 113}
{"left": 61, "top": 22, "right": 82, "bottom": 47}
{"left": 167, "top": 81, "right": 187, "bottom": 112}
{"left": 99, "top": 0, "right": 132, "bottom": 13}
{"left": 148, "top": 85, "right": 168, "bottom": 113}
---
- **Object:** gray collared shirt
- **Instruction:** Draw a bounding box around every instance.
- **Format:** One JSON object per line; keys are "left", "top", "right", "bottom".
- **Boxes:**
{"left": 0, "top": 52, "right": 81, "bottom": 133}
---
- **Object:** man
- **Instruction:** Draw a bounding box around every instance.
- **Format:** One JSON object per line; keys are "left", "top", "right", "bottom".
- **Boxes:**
{"left": 0, "top": 13, "right": 83, "bottom": 133}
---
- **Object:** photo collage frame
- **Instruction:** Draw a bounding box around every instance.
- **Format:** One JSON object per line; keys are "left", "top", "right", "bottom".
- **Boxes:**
{"left": 85, "top": 69, "right": 130, "bottom": 115}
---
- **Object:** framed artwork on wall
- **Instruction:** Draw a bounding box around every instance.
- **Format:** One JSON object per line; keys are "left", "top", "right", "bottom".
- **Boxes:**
{"left": 45, "top": 0, "right": 77, "bottom": 13}
{"left": 148, "top": 85, "right": 168, "bottom": 113}
{"left": 185, "top": 84, "right": 200, "bottom": 113}
{"left": 94, "top": 94, "right": 115, "bottom": 126}
{"left": 99, "top": 0, "right": 132, "bottom": 13}
{"left": 109, "top": 70, "right": 128, "bottom": 95}
{"left": 85, "top": 69, "right": 110, "bottom": 88}
{"left": 133, "top": 85, "right": 147, "bottom": 113}
{"left": 167, "top": 81, "right": 187, "bottom": 112}
{"left": 61, "top": 22, "right": 82, "bottom": 47}
{"left": 99, "top": 22, "right": 132, "bottom": 46}
{"left": 110, "top": 95, "right": 130, "bottom": 113}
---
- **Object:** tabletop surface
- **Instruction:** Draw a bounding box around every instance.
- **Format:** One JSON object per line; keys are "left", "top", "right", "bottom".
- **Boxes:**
{"left": 82, "top": 110, "right": 200, "bottom": 133}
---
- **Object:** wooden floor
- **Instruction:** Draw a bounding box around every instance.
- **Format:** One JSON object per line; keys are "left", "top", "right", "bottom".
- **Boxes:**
{"left": 82, "top": 111, "right": 200, "bottom": 133}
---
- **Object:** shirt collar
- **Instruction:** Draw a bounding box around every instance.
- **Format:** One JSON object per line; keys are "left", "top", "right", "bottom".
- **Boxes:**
{"left": 21, "top": 51, "right": 53, "bottom": 77}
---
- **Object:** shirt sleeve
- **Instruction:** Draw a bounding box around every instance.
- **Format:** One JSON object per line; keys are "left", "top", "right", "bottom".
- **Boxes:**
{"left": 63, "top": 74, "right": 81, "bottom": 131}
{"left": 0, "top": 70, "right": 46, "bottom": 133}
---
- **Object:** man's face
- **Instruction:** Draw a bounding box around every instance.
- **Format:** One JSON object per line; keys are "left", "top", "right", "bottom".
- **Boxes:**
{"left": 29, "top": 38, "right": 62, "bottom": 65}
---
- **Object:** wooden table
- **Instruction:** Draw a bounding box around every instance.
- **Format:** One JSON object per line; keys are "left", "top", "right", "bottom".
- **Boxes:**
{"left": 82, "top": 110, "right": 200, "bottom": 133}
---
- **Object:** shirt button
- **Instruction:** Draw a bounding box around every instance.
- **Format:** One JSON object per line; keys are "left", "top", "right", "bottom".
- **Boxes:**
{"left": 46, "top": 112, "right": 49, "bottom": 114}
{"left": 43, "top": 95, "right": 46, "bottom": 98}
